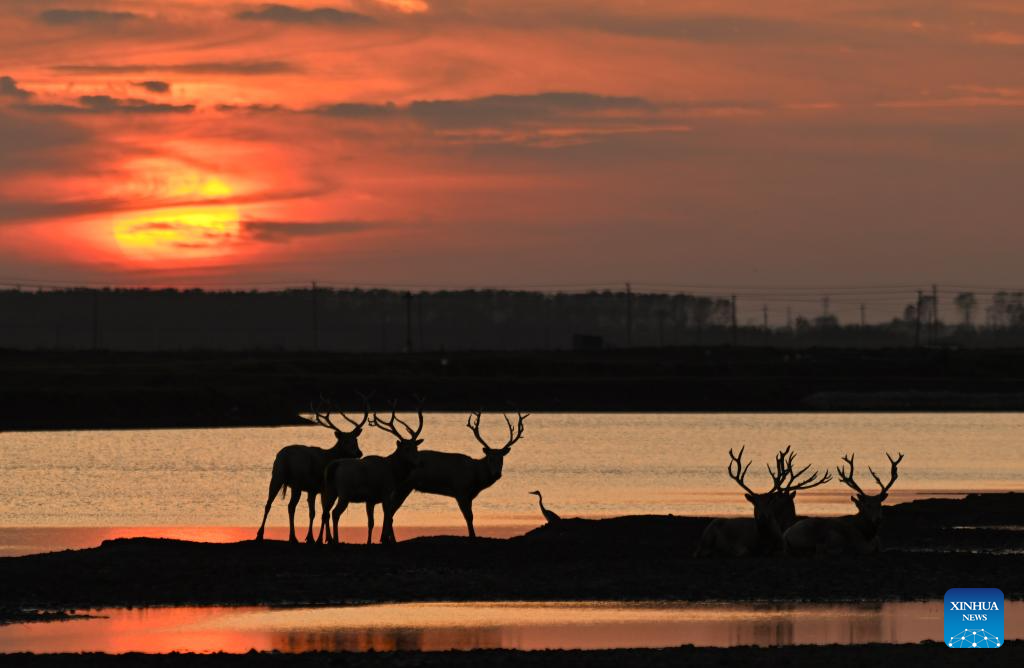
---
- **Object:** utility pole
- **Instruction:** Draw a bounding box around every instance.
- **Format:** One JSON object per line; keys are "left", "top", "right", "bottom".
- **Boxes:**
{"left": 417, "top": 294, "right": 424, "bottom": 351}
{"left": 625, "top": 282, "right": 633, "bottom": 347}
{"left": 762, "top": 304, "right": 769, "bottom": 331}
{"left": 860, "top": 303, "right": 866, "bottom": 327}
{"left": 311, "top": 281, "right": 319, "bottom": 351}
{"left": 786, "top": 306, "right": 793, "bottom": 330}
{"left": 822, "top": 295, "right": 830, "bottom": 318}
{"left": 404, "top": 291, "right": 413, "bottom": 353}
{"left": 730, "top": 294, "right": 738, "bottom": 345}
{"left": 91, "top": 290, "right": 100, "bottom": 350}
{"left": 914, "top": 290, "right": 923, "bottom": 348}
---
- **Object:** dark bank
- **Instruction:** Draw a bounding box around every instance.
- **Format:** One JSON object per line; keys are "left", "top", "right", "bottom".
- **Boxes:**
{"left": 2, "top": 494, "right": 1021, "bottom": 616}
{"left": 3, "top": 643, "right": 1022, "bottom": 668}
{"left": 5, "top": 347, "right": 1024, "bottom": 430}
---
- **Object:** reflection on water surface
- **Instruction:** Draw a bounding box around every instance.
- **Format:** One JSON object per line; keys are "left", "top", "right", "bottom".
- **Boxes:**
{"left": 3, "top": 600, "right": 1020, "bottom": 653}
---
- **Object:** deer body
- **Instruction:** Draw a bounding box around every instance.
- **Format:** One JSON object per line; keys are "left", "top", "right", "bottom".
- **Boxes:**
{"left": 693, "top": 446, "right": 831, "bottom": 558}
{"left": 319, "top": 401, "right": 424, "bottom": 545}
{"left": 319, "top": 449, "right": 420, "bottom": 544}
{"left": 381, "top": 412, "right": 527, "bottom": 542}
{"left": 695, "top": 498, "right": 789, "bottom": 558}
{"left": 783, "top": 513, "right": 880, "bottom": 556}
{"left": 256, "top": 397, "right": 367, "bottom": 544}
{"left": 783, "top": 452, "right": 903, "bottom": 557}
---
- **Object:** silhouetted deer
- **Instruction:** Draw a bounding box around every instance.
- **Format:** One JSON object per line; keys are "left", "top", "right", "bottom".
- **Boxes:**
{"left": 530, "top": 490, "right": 561, "bottom": 523}
{"left": 784, "top": 452, "right": 903, "bottom": 556}
{"left": 256, "top": 395, "right": 368, "bottom": 543}
{"left": 380, "top": 411, "right": 528, "bottom": 542}
{"left": 318, "top": 401, "right": 424, "bottom": 545}
{"left": 694, "top": 446, "right": 832, "bottom": 557}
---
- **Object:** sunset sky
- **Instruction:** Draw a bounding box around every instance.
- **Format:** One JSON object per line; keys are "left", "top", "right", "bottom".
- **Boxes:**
{"left": 2, "top": 1, "right": 1023, "bottom": 297}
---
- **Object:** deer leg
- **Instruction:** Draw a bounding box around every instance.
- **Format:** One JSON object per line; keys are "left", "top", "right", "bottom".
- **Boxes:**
{"left": 256, "top": 476, "right": 284, "bottom": 541}
{"left": 457, "top": 497, "right": 476, "bottom": 538}
{"left": 286, "top": 487, "right": 301, "bottom": 543}
{"left": 382, "top": 485, "right": 412, "bottom": 544}
{"left": 331, "top": 501, "right": 348, "bottom": 544}
{"left": 304, "top": 492, "right": 317, "bottom": 544}
{"left": 366, "top": 503, "right": 375, "bottom": 545}
{"left": 318, "top": 489, "right": 336, "bottom": 544}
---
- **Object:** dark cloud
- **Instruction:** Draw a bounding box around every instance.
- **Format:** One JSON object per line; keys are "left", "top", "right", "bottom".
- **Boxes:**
{"left": 215, "top": 103, "right": 287, "bottom": 112}
{"left": 0, "top": 76, "right": 33, "bottom": 101}
{"left": 314, "top": 101, "right": 397, "bottom": 117}
{"left": 0, "top": 197, "right": 128, "bottom": 224}
{"left": 242, "top": 220, "right": 376, "bottom": 242}
{"left": 27, "top": 95, "right": 194, "bottom": 114}
{"left": 132, "top": 80, "right": 171, "bottom": 94}
{"left": 580, "top": 14, "right": 821, "bottom": 43}
{"left": 406, "top": 92, "right": 652, "bottom": 128}
{"left": 53, "top": 61, "right": 299, "bottom": 75}
{"left": 236, "top": 4, "right": 374, "bottom": 26}
{"left": 309, "top": 92, "right": 653, "bottom": 128}
{"left": 39, "top": 9, "right": 141, "bottom": 25}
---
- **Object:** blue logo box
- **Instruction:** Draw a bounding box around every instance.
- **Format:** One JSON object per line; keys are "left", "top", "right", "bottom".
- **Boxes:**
{"left": 945, "top": 588, "right": 1004, "bottom": 648}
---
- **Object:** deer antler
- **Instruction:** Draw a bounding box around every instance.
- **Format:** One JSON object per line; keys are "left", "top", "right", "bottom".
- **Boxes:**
{"left": 467, "top": 411, "right": 528, "bottom": 452}
{"left": 766, "top": 446, "right": 793, "bottom": 491}
{"left": 372, "top": 398, "right": 424, "bottom": 440}
{"left": 773, "top": 446, "right": 833, "bottom": 493}
{"left": 392, "top": 396, "right": 424, "bottom": 440}
{"left": 836, "top": 453, "right": 867, "bottom": 496}
{"left": 500, "top": 412, "right": 528, "bottom": 453}
{"left": 727, "top": 446, "right": 757, "bottom": 495}
{"left": 309, "top": 395, "right": 341, "bottom": 431}
{"left": 868, "top": 451, "right": 904, "bottom": 497}
{"left": 336, "top": 391, "right": 372, "bottom": 430}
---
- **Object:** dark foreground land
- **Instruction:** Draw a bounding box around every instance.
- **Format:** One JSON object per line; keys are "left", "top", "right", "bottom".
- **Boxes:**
{"left": 4, "top": 644, "right": 1024, "bottom": 668}
{"left": 2, "top": 494, "right": 1021, "bottom": 616}
{"left": 5, "top": 347, "right": 1024, "bottom": 429}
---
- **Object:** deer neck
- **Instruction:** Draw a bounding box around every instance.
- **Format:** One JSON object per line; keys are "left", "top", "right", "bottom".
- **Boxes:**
{"left": 851, "top": 508, "right": 881, "bottom": 540}
{"left": 473, "top": 455, "right": 501, "bottom": 492}
{"left": 755, "top": 512, "right": 784, "bottom": 553}
{"left": 386, "top": 450, "right": 416, "bottom": 485}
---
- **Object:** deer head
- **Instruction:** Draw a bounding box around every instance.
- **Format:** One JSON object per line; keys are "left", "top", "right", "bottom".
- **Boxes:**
{"left": 371, "top": 398, "right": 426, "bottom": 465}
{"left": 308, "top": 392, "right": 370, "bottom": 458}
{"left": 467, "top": 410, "right": 528, "bottom": 479}
{"left": 836, "top": 452, "right": 904, "bottom": 528}
{"left": 728, "top": 445, "right": 832, "bottom": 530}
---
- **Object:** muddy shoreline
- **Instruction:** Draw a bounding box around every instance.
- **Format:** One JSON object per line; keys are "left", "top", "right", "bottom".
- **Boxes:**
{"left": 3, "top": 644, "right": 1023, "bottom": 667}
{"left": 1, "top": 494, "right": 1020, "bottom": 618}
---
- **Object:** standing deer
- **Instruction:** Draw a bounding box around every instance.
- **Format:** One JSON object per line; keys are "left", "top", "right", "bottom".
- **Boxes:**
{"left": 784, "top": 452, "right": 903, "bottom": 556}
{"left": 694, "top": 446, "right": 832, "bottom": 558}
{"left": 380, "top": 411, "right": 528, "bottom": 542}
{"left": 255, "top": 395, "right": 368, "bottom": 543}
{"left": 318, "top": 401, "right": 424, "bottom": 545}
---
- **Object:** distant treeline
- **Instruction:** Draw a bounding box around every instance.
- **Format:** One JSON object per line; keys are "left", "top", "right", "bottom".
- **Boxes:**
{"left": 2, "top": 287, "right": 1023, "bottom": 350}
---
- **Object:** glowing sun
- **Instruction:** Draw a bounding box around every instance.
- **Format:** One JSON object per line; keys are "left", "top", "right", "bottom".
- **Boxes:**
{"left": 114, "top": 177, "right": 240, "bottom": 261}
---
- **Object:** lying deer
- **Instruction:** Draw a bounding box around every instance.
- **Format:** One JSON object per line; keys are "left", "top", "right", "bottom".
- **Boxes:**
{"left": 783, "top": 452, "right": 904, "bottom": 556}
{"left": 380, "top": 411, "right": 527, "bottom": 542}
{"left": 318, "top": 401, "right": 424, "bottom": 545}
{"left": 256, "top": 395, "right": 368, "bottom": 543}
{"left": 694, "top": 446, "right": 832, "bottom": 558}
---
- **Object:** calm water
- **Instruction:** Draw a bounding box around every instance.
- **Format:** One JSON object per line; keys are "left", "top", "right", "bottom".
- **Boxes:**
{"left": 1, "top": 601, "right": 1019, "bottom": 653}
{"left": 1, "top": 413, "right": 1022, "bottom": 555}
